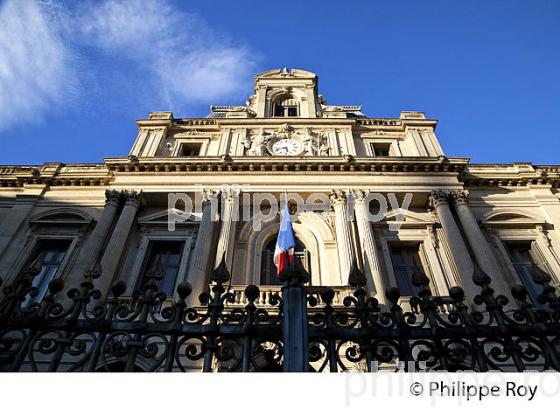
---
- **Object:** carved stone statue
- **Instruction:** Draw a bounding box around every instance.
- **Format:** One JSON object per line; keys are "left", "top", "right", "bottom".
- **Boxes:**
{"left": 303, "top": 133, "right": 317, "bottom": 156}
{"left": 303, "top": 130, "right": 328, "bottom": 157}
{"left": 249, "top": 129, "right": 270, "bottom": 156}
{"left": 242, "top": 134, "right": 252, "bottom": 153}
{"left": 318, "top": 135, "right": 329, "bottom": 156}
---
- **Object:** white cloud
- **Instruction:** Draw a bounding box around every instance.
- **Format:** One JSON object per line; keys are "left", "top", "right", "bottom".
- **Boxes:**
{"left": 79, "top": 0, "right": 189, "bottom": 53}
{"left": 78, "top": 0, "right": 257, "bottom": 105}
{"left": 0, "top": 0, "right": 258, "bottom": 133}
{"left": 0, "top": 0, "right": 78, "bottom": 132}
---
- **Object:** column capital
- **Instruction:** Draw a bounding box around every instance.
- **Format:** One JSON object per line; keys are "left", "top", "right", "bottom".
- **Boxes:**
{"left": 104, "top": 190, "right": 121, "bottom": 207}
{"left": 203, "top": 189, "right": 220, "bottom": 203}
{"left": 221, "top": 187, "right": 240, "bottom": 202}
{"left": 348, "top": 189, "right": 369, "bottom": 202}
{"left": 330, "top": 189, "right": 348, "bottom": 207}
{"left": 429, "top": 190, "right": 451, "bottom": 208}
{"left": 123, "top": 190, "right": 143, "bottom": 208}
{"left": 450, "top": 189, "right": 470, "bottom": 206}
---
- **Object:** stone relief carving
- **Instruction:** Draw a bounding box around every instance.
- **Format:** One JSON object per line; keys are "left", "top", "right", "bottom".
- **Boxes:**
{"left": 302, "top": 129, "right": 329, "bottom": 156}
{"left": 174, "top": 130, "right": 202, "bottom": 137}
{"left": 241, "top": 133, "right": 252, "bottom": 153}
{"left": 242, "top": 124, "right": 330, "bottom": 157}
{"left": 318, "top": 137, "right": 329, "bottom": 157}
{"left": 248, "top": 129, "right": 271, "bottom": 156}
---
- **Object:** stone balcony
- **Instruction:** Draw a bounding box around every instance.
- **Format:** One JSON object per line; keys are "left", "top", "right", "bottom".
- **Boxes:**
{"left": 225, "top": 285, "right": 456, "bottom": 313}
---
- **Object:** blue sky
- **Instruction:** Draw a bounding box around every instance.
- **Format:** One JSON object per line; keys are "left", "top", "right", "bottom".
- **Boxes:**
{"left": 0, "top": 0, "right": 559, "bottom": 165}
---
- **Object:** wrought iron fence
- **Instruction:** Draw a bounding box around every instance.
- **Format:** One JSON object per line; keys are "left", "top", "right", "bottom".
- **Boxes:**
{"left": 1, "top": 254, "right": 560, "bottom": 372}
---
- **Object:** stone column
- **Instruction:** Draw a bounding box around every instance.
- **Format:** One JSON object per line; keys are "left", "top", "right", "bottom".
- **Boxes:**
{"left": 330, "top": 190, "right": 356, "bottom": 284}
{"left": 349, "top": 189, "right": 387, "bottom": 304}
{"left": 187, "top": 190, "right": 219, "bottom": 305}
{"left": 96, "top": 191, "right": 143, "bottom": 298}
{"left": 430, "top": 190, "right": 479, "bottom": 301}
{"left": 451, "top": 190, "right": 512, "bottom": 299}
{"left": 66, "top": 190, "right": 121, "bottom": 289}
{"left": 214, "top": 188, "right": 239, "bottom": 270}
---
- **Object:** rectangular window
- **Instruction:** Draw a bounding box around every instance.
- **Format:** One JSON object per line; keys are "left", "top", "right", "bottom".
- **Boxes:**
{"left": 505, "top": 242, "right": 543, "bottom": 306}
{"left": 287, "top": 107, "right": 298, "bottom": 117}
{"left": 371, "top": 143, "right": 391, "bottom": 157}
{"left": 180, "top": 143, "right": 201, "bottom": 157}
{"left": 138, "top": 241, "right": 184, "bottom": 296}
{"left": 23, "top": 240, "right": 71, "bottom": 305}
{"left": 273, "top": 104, "right": 284, "bottom": 117}
{"left": 273, "top": 104, "right": 298, "bottom": 117}
{"left": 389, "top": 243, "right": 426, "bottom": 296}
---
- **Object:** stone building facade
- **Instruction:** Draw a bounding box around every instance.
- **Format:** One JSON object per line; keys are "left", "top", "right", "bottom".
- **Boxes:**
{"left": 1, "top": 67, "right": 560, "bottom": 320}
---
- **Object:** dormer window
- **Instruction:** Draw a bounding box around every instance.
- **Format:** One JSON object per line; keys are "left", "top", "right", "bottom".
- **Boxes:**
{"left": 371, "top": 143, "right": 391, "bottom": 157}
{"left": 272, "top": 98, "right": 299, "bottom": 117}
{"left": 179, "top": 143, "right": 201, "bottom": 157}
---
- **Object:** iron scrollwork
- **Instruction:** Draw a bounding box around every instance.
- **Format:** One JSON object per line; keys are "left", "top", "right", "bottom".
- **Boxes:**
{"left": 2, "top": 252, "right": 560, "bottom": 372}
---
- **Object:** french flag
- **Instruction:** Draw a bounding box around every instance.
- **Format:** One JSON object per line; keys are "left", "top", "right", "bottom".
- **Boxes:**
{"left": 273, "top": 204, "right": 296, "bottom": 276}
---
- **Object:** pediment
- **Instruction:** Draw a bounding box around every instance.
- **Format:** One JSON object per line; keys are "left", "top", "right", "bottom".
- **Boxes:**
{"left": 138, "top": 208, "right": 200, "bottom": 225}
{"left": 29, "top": 208, "right": 94, "bottom": 227}
{"left": 483, "top": 210, "right": 544, "bottom": 227}
{"left": 383, "top": 209, "right": 435, "bottom": 225}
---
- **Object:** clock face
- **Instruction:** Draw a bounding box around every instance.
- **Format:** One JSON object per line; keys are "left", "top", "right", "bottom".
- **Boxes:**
{"left": 272, "top": 139, "right": 301, "bottom": 156}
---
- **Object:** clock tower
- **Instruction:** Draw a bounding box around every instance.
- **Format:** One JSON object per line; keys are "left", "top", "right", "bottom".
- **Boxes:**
{"left": 206, "top": 68, "right": 366, "bottom": 158}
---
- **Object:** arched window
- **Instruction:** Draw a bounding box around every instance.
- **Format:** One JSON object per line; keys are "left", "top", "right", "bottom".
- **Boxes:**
{"left": 272, "top": 97, "right": 299, "bottom": 117}
{"left": 260, "top": 236, "right": 311, "bottom": 285}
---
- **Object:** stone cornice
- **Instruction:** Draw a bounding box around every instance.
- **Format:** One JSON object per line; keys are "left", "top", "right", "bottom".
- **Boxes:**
{"left": 0, "top": 157, "right": 468, "bottom": 188}
{"left": 103, "top": 156, "right": 469, "bottom": 175}
{"left": 165, "top": 116, "right": 438, "bottom": 132}
{"left": 5, "top": 159, "right": 559, "bottom": 189}
{"left": 136, "top": 112, "right": 174, "bottom": 128}
{"left": 0, "top": 163, "right": 111, "bottom": 188}
{"left": 136, "top": 119, "right": 173, "bottom": 128}
{"left": 462, "top": 163, "right": 560, "bottom": 188}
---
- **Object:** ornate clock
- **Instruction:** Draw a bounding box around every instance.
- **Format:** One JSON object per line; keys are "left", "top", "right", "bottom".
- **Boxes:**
{"left": 271, "top": 139, "right": 302, "bottom": 156}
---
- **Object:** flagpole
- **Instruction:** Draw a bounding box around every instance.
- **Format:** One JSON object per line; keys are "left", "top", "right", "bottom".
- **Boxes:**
{"left": 282, "top": 188, "right": 292, "bottom": 269}
{"left": 279, "top": 187, "right": 309, "bottom": 371}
